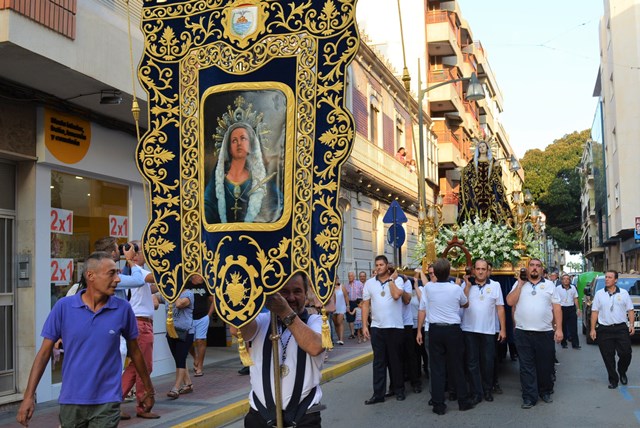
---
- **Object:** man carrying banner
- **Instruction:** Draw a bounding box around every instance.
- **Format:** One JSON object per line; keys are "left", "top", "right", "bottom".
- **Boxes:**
{"left": 231, "top": 272, "right": 325, "bottom": 428}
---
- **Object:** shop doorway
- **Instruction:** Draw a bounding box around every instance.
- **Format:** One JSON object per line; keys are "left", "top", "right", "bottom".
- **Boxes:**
{"left": 0, "top": 161, "right": 16, "bottom": 396}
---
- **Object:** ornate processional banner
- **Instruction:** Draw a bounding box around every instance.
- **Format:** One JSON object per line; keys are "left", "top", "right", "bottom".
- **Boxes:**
{"left": 137, "top": 0, "right": 359, "bottom": 327}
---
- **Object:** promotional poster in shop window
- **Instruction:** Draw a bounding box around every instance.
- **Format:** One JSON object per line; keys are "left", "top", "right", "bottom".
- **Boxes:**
{"left": 136, "top": 0, "right": 359, "bottom": 327}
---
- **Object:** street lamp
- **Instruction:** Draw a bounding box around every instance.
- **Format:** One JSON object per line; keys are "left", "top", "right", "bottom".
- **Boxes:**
{"left": 494, "top": 154, "right": 521, "bottom": 173}
{"left": 414, "top": 64, "right": 485, "bottom": 269}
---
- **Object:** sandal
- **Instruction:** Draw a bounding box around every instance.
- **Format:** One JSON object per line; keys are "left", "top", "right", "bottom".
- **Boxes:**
{"left": 179, "top": 384, "right": 193, "bottom": 395}
{"left": 167, "top": 388, "right": 179, "bottom": 399}
{"left": 194, "top": 369, "right": 204, "bottom": 377}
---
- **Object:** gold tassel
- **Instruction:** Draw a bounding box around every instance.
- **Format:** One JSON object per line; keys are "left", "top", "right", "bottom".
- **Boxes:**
{"left": 166, "top": 302, "right": 178, "bottom": 339}
{"left": 321, "top": 307, "right": 333, "bottom": 349}
{"left": 236, "top": 330, "right": 254, "bottom": 366}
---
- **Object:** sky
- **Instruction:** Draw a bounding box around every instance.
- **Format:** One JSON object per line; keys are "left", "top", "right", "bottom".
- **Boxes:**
{"left": 456, "top": 0, "right": 604, "bottom": 157}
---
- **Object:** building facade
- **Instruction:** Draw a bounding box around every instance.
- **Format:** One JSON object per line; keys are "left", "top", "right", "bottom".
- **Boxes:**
{"left": 580, "top": 102, "right": 606, "bottom": 272}
{"left": 337, "top": 37, "right": 438, "bottom": 279}
{"left": 0, "top": 0, "right": 182, "bottom": 404}
{"left": 592, "top": 0, "right": 640, "bottom": 272}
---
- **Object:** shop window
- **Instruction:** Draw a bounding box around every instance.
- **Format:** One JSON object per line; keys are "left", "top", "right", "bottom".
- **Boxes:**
{"left": 49, "top": 171, "right": 128, "bottom": 383}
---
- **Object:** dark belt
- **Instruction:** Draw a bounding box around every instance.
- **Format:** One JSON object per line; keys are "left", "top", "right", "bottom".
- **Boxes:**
{"left": 599, "top": 322, "right": 627, "bottom": 328}
{"left": 136, "top": 316, "right": 153, "bottom": 324}
{"left": 431, "top": 323, "right": 458, "bottom": 327}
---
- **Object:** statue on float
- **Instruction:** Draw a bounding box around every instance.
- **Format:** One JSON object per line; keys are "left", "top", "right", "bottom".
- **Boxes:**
{"left": 457, "top": 138, "right": 513, "bottom": 226}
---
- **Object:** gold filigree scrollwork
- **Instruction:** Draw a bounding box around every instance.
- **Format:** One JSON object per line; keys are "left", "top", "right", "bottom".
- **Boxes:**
{"left": 143, "top": 1, "right": 227, "bottom": 21}
{"left": 185, "top": 13, "right": 223, "bottom": 45}
{"left": 314, "top": 195, "right": 341, "bottom": 266}
{"left": 139, "top": 59, "right": 179, "bottom": 108}
{"left": 242, "top": 235, "right": 290, "bottom": 292}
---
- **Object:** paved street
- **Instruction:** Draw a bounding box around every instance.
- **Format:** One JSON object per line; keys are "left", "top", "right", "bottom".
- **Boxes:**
{"left": 224, "top": 332, "right": 640, "bottom": 427}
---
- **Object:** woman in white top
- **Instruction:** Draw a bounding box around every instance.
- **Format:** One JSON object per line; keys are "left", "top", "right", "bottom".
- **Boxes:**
{"left": 332, "top": 280, "right": 349, "bottom": 345}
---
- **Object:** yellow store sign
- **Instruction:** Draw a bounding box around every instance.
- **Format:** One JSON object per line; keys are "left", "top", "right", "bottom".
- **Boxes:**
{"left": 44, "top": 109, "right": 91, "bottom": 164}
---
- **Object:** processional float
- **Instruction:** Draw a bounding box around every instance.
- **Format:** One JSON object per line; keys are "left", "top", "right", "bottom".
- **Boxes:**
{"left": 132, "top": 1, "right": 358, "bottom": 424}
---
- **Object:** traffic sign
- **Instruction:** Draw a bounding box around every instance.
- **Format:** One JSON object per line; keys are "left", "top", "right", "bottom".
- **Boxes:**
{"left": 383, "top": 200, "right": 408, "bottom": 224}
{"left": 387, "top": 224, "right": 406, "bottom": 247}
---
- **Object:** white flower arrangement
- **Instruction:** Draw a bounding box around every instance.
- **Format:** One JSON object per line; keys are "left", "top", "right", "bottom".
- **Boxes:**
{"left": 411, "top": 216, "right": 543, "bottom": 268}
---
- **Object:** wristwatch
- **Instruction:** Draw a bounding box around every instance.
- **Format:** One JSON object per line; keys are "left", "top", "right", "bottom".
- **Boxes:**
{"left": 282, "top": 311, "right": 297, "bottom": 327}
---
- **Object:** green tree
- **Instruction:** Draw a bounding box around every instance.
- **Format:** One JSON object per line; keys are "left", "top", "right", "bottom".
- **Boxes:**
{"left": 520, "top": 130, "right": 589, "bottom": 252}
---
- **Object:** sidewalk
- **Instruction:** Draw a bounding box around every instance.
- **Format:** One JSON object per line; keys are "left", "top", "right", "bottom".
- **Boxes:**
{"left": 0, "top": 338, "right": 373, "bottom": 428}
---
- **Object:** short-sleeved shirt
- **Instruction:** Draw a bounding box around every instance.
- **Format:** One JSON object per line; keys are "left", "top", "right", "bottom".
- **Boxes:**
{"left": 423, "top": 282, "right": 468, "bottom": 325}
{"left": 592, "top": 286, "right": 634, "bottom": 326}
{"left": 191, "top": 285, "right": 211, "bottom": 320}
{"left": 461, "top": 281, "right": 504, "bottom": 335}
{"left": 410, "top": 285, "right": 422, "bottom": 328}
{"left": 247, "top": 312, "right": 323, "bottom": 411}
{"left": 555, "top": 285, "right": 579, "bottom": 307}
{"left": 158, "top": 290, "right": 195, "bottom": 333}
{"left": 41, "top": 290, "right": 138, "bottom": 405}
{"left": 511, "top": 280, "right": 561, "bottom": 331}
{"left": 418, "top": 283, "right": 430, "bottom": 332}
{"left": 363, "top": 276, "right": 404, "bottom": 329}
{"left": 346, "top": 280, "right": 364, "bottom": 301}
{"left": 402, "top": 280, "right": 414, "bottom": 326}
{"left": 128, "top": 266, "right": 155, "bottom": 318}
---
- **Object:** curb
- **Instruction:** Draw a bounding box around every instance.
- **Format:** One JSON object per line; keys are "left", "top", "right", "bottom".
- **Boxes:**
{"left": 175, "top": 351, "right": 373, "bottom": 428}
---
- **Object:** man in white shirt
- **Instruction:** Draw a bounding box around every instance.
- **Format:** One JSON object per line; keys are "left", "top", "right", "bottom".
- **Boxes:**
{"left": 362, "top": 255, "right": 407, "bottom": 404}
{"left": 556, "top": 273, "right": 581, "bottom": 349}
{"left": 590, "top": 270, "right": 635, "bottom": 389}
{"left": 461, "top": 259, "right": 506, "bottom": 404}
{"left": 506, "top": 258, "right": 563, "bottom": 409}
{"left": 418, "top": 258, "right": 473, "bottom": 415}
{"left": 231, "top": 273, "right": 325, "bottom": 427}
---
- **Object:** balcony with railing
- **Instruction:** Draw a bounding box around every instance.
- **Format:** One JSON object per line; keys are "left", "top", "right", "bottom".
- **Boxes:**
{"left": 432, "top": 122, "right": 463, "bottom": 169}
{"left": 427, "top": 68, "right": 464, "bottom": 114}
{"left": 426, "top": 10, "right": 461, "bottom": 57}
{"left": 346, "top": 133, "right": 418, "bottom": 201}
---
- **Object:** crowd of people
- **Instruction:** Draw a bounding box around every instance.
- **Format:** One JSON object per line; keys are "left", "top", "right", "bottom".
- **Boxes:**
{"left": 355, "top": 255, "right": 627, "bottom": 415}
{"left": 16, "top": 237, "right": 634, "bottom": 426}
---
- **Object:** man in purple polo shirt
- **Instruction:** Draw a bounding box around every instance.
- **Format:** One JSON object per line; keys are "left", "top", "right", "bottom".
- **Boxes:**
{"left": 17, "top": 251, "right": 156, "bottom": 427}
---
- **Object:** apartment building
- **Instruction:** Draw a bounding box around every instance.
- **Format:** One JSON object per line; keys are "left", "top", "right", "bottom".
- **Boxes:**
{"left": 592, "top": 0, "right": 640, "bottom": 272}
{"left": 426, "top": 0, "right": 523, "bottom": 222}
{"left": 580, "top": 102, "right": 606, "bottom": 272}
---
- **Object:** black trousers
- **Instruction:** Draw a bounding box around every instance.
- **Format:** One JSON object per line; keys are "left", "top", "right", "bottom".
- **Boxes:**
{"left": 561, "top": 306, "right": 580, "bottom": 347}
{"left": 413, "top": 327, "right": 429, "bottom": 376}
{"left": 596, "top": 323, "right": 632, "bottom": 385}
{"left": 429, "top": 324, "right": 469, "bottom": 405}
{"left": 402, "top": 325, "right": 422, "bottom": 387}
{"left": 464, "top": 332, "right": 495, "bottom": 397}
{"left": 370, "top": 327, "right": 404, "bottom": 398}
{"left": 514, "top": 329, "right": 554, "bottom": 404}
{"left": 245, "top": 408, "right": 321, "bottom": 428}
